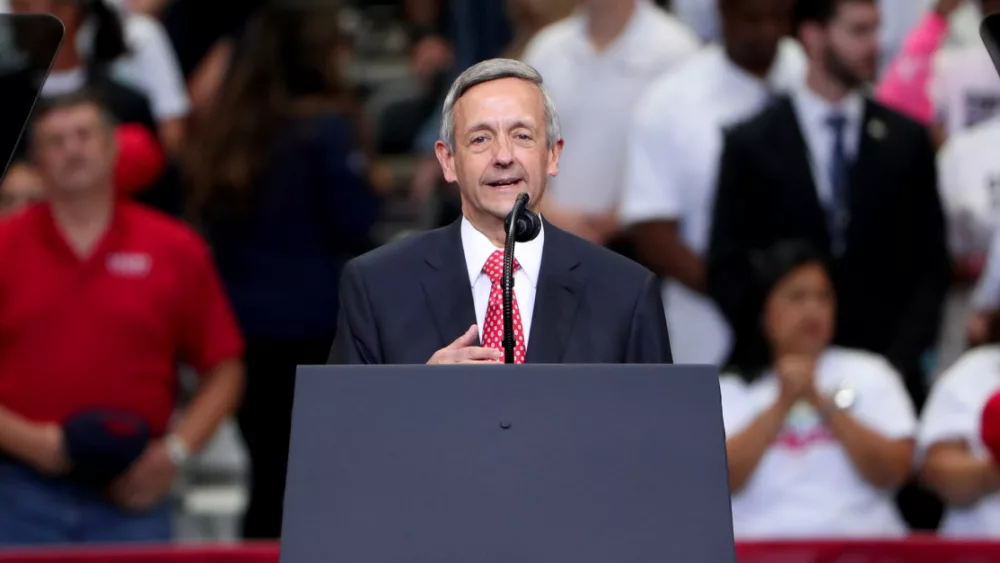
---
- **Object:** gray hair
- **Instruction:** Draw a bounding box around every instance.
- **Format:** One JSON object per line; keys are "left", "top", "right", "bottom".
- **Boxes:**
{"left": 439, "top": 58, "right": 562, "bottom": 152}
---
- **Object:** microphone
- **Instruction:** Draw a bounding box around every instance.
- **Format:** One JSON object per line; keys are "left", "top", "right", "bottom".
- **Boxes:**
{"left": 501, "top": 193, "right": 540, "bottom": 364}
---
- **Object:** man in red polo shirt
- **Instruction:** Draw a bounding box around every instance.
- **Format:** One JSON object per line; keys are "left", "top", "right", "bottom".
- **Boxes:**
{"left": 0, "top": 89, "right": 245, "bottom": 546}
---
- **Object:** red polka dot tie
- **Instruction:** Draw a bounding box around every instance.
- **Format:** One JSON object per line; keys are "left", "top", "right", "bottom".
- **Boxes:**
{"left": 481, "top": 250, "right": 526, "bottom": 364}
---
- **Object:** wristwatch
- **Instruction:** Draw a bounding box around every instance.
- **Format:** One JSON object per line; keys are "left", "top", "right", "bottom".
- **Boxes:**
{"left": 819, "top": 385, "right": 857, "bottom": 419}
{"left": 165, "top": 434, "right": 191, "bottom": 468}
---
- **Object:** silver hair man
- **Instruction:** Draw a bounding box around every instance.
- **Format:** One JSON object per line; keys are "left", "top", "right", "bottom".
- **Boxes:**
{"left": 439, "top": 58, "right": 562, "bottom": 152}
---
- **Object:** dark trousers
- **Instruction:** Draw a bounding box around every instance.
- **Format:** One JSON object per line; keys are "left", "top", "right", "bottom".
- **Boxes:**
{"left": 237, "top": 336, "right": 333, "bottom": 539}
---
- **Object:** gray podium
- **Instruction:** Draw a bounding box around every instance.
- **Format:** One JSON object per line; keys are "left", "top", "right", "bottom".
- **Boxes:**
{"left": 280, "top": 364, "right": 735, "bottom": 563}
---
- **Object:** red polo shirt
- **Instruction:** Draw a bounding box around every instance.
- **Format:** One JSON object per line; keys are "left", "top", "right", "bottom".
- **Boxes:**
{"left": 0, "top": 202, "right": 244, "bottom": 435}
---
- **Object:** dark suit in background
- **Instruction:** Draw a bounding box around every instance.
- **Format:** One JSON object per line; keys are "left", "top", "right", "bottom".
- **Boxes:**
{"left": 329, "top": 219, "right": 672, "bottom": 365}
{"left": 708, "top": 96, "right": 950, "bottom": 409}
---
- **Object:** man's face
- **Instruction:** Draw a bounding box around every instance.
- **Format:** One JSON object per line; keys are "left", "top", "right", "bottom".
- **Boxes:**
{"left": 816, "top": 1, "right": 881, "bottom": 87}
{"left": 0, "top": 163, "right": 44, "bottom": 214}
{"left": 435, "top": 77, "right": 562, "bottom": 226}
{"left": 721, "top": 0, "right": 794, "bottom": 75}
{"left": 32, "top": 103, "right": 117, "bottom": 197}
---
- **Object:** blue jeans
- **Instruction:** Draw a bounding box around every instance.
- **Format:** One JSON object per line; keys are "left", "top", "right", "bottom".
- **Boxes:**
{"left": 0, "top": 461, "right": 172, "bottom": 547}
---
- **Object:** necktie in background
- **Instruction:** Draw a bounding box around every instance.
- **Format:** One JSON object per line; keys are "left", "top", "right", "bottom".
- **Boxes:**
{"left": 481, "top": 250, "right": 526, "bottom": 364}
{"left": 825, "top": 112, "right": 851, "bottom": 256}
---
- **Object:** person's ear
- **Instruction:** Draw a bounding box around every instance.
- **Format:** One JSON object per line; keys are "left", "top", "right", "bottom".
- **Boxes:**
{"left": 546, "top": 138, "right": 563, "bottom": 177}
{"left": 434, "top": 140, "right": 458, "bottom": 184}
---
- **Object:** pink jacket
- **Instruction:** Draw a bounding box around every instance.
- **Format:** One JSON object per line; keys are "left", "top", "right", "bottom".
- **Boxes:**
{"left": 875, "top": 11, "right": 950, "bottom": 124}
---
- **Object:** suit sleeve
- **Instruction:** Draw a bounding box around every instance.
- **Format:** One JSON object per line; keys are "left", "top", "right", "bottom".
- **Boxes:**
{"left": 625, "top": 272, "right": 673, "bottom": 364}
{"left": 886, "top": 128, "right": 951, "bottom": 374}
{"left": 328, "top": 261, "right": 384, "bottom": 364}
{"left": 707, "top": 128, "right": 760, "bottom": 332}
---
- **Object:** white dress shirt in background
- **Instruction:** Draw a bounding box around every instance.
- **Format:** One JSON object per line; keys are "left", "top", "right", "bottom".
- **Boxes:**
{"left": 522, "top": 0, "right": 700, "bottom": 215}
{"left": 790, "top": 87, "right": 865, "bottom": 209}
{"left": 721, "top": 347, "right": 915, "bottom": 538}
{"left": 618, "top": 40, "right": 805, "bottom": 365}
{"left": 461, "top": 217, "right": 543, "bottom": 347}
{"left": 918, "top": 346, "right": 1000, "bottom": 537}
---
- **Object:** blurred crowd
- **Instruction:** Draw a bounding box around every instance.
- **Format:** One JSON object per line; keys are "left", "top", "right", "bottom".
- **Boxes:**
{"left": 3, "top": 0, "right": 1000, "bottom": 550}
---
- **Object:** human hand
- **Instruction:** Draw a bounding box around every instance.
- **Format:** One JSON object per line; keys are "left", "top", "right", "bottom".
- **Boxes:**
{"left": 968, "top": 311, "right": 992, "bottom": 346}
{"left": 29, "top": 423, "right": 70, "bottom": 477}
{"left": 427, "top": 325, "right": 503, "bottom": 364}
{"left": 109, "top": 441, "right": 178, "bottom": 512}
{"left": 776, "top": 355, "right": 818, "bottom": 405}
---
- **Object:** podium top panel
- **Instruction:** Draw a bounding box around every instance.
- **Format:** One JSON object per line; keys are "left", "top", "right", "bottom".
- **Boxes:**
{"left": 282, "top": 364, "right": 735, "bottom": 563}
{"left": 0, "top": 14, "right": 63, "bottom": 181}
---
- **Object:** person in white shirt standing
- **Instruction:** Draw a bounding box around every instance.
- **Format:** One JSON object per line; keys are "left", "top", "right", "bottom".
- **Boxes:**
{"left": 619, "top": 0, "right": 805, "bottom": 365}
{"left": 721, "top": 240, "right": 915, "bottom": 538}
{"left": 521, "top": 0, "right": 700, "bottom": 246}
{"left": 934, "top": 115, "right": 1000, "bottom": 370}
{"left": 918, "top": 327, "right": 1000, "bottom": 536}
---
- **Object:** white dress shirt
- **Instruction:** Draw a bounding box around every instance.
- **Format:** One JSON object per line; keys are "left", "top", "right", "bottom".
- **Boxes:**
{"left": 522, "top": 0, "right": 700, "bottom": 214}
{"left": 790, "top": 86, "right": 865, "bottom": 209}
{"left": 619, "top": 40, "right": 806, "bottom": 365}
{"left": 461, "top": 217, "right": 544, "bottom": 347}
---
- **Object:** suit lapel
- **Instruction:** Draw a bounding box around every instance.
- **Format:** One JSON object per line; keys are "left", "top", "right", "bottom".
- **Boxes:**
{"left": 849, "top": 101, "right": 889, "bottom": 221}
{"left": 421, "top": 220, "right": 480, "bottom": 347}
{"left": 779, "top": 98, "right": 833, "bottom": 245}
{"left": 525, "top": 222, "right": 582, "bottom": 364}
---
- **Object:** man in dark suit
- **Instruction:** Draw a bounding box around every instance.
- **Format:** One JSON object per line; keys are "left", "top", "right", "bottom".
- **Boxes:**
{"left": 330, "top": 59, "right": 671, "bottom": 365}
{"left": 708, "top": 0, "right": 950, "bottom": 407}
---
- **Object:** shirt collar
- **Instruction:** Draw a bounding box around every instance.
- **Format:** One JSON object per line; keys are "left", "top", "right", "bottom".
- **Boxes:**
{"left": 792, "top": 84, "right": 865, "bottom": 133}
{"left": 461, "top": 216, "right": 544, "bottom": 288}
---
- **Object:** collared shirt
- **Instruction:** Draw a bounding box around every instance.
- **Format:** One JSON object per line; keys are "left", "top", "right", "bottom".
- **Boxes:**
{"left": 461, "top": 217, "right": 544, "bottom": 346}
{"left": 523, "top": 0, "right": 700, "bottom": 214}
{"left": 0, "top": 202, "right": 243, "bottom": 435}
{"left": 619, "top": 40, "right": 805, "bottom": 365}
{"left": 791, "top": 86, "right": 865, "bottom": 208}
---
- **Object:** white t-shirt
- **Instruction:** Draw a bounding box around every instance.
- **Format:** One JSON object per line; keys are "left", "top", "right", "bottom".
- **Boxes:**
{"left": 937, "top": 116, "right": 1000, "bottom": 259}
{"left": 931, "top": 46, "right": 1000, "bottom": 139}
{"left": 79, "top": 12, "right": 190, "bottom": 121}
{"left": 918, "top": 346, "right": 1000, "bottom": 537}
{"left": 523, "top": 0, "right": 700, "bottom": 215}
{"left": 618, "top": 40, "right": 805, "bottom": 365}
{"left": 720, "top": 347, "right": 915, "bottom": 539}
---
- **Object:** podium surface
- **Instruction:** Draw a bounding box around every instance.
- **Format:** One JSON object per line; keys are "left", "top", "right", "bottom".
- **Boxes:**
{"left": 281, "top": 364, "right": 735, "bottom": 563}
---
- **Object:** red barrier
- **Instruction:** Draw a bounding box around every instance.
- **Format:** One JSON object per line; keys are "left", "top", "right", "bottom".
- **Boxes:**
{"left": 2, "top": 539, "right": 1000, "bottom": 563}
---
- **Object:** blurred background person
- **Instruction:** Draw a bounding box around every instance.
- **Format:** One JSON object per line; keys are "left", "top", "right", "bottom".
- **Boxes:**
{"left": 933, "top": 111, "right": 1000, "bottom": 370}
{"left": 0, "top": 159, "right": 43, "bottom": 214}
{"left": 522, "top": 0, "right": 699, "bottom": 247}
{"left": 918, "top": 310, "right": 1000, "bottom": 537}
{"left": 721, "top": 240, "right": 915, "bottom": 538}
{"left": 929, "top": 0, "right": 1000, "bottom": 143}
{"left": 5, "top": 0, "right": 189, "bottom": 156}
{"left": 709, "top": 0, "right": 949, "bottom": 416}
{"left": 620, "top": 0, "right": 803, "bottom": 366}
{"left": 0, "top": 89, "right": 244, "bottom": 546}
{"left": 185, "top": 3, "right": 381, "bottom": 541}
